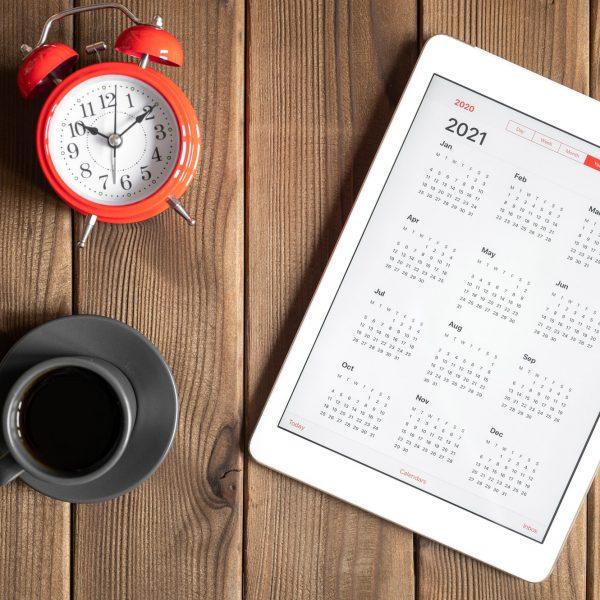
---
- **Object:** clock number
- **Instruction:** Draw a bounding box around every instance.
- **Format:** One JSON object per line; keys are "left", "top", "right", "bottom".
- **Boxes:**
{"left": 154, "top": 124, "right": 166, "bottom": 140}
{"left": 140, "top": 165, "right": 151, "bottom": 181}
{"left": 68, "top": 121, "right": 86, "bottom": 138}
{"left": 143, "top": 105, "right": 155, "bottom": 120}
{"left": 66, "top": 143, "right": 79, "bottom": 159}
{"left": 99, "top": 174, "right": 108, "bottom": 190}
{"left": 126, "top": 93, "right": 134, "bottom": 108}
{"left": 98, "top": 93, "right": 116, "bottom": 109}
{"left": 80, "top": 163, "right": 92, "bottom": 179}
{"left": 152, "top": 147, "right": 162, "bottom": 162}
{"left": 80, "top": 102, "right": 95, "bottom": 119}
{"left": 120, "top": 174, "right": 132, "bottom": 191}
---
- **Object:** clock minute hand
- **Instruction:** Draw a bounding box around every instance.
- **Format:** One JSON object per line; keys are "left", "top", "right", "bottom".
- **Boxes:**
{"left": 118, "top": 104, "right": 157, "bottom": 138}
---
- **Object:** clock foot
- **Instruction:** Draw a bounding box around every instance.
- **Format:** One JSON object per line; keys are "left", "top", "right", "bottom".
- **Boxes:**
{"left": 168, "top": 197, "right": 196, "bottom": 226}
{"left": 77, "top": 214, "right": 98, "bottom": 249}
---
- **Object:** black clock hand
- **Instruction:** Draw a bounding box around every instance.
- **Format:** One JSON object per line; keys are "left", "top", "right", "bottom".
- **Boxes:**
{"left": 113, "top": 84, "right": 118, "bottom": 134}
{"left": 78, "top": 122, "right": 110, "bottom": 140}
{"left": 118, "top": 104, "right": 158, "bottom": 138}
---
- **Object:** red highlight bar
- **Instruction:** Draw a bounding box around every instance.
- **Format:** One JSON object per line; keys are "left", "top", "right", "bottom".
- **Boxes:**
{"left": 585, "top": 154, "right": 600, "bottom": 171}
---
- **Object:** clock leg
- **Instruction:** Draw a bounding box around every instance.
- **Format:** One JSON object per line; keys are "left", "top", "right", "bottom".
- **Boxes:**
{"left": 167, "top": 196, "right": 196, "bottom": 226}
{"left": 77, "top": 214, "right": 98, "bottom": 249}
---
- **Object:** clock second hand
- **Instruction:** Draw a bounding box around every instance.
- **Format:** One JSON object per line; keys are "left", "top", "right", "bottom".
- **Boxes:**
{"left": 112, "top": 84, "right": 117, "bottom": 185}
{"left": 79, "top": 122, "right": 121, "bottom": 185}
{"left": 111, "top": 146, "right": 117, "bottom": 185}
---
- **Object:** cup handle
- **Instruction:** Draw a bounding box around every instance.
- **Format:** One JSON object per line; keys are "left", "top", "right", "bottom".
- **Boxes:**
{"left": 0, "top": 448, "right": 23, "bottom": 485}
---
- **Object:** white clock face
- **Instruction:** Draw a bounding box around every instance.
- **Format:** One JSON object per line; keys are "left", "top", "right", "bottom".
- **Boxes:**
{"left": 47, "top": 74, "right": 180, "bottom": 206}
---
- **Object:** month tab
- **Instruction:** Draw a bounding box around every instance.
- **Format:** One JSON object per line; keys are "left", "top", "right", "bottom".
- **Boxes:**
{"left": 415, "top": 394, "right": 429, "bottom": 404}
{"left": 449, "top": 321, "right": 462, "bottom": 332}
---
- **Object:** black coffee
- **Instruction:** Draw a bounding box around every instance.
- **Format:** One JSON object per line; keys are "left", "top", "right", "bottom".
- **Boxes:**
{"left": 19, "top": 366, "right": 124, "bottom": 474}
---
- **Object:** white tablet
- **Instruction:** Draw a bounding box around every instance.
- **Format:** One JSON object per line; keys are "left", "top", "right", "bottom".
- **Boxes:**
{"left": 249, "top": 35, "right": 600, "bottom": 581}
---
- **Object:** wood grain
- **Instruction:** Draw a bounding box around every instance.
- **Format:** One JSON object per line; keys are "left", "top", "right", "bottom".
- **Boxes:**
{"left": 0, "top": 2, "right": 73, "bottom": 599}
{"left": 245, "top": 1, "right": 417, "bottom": 599}
{"left": 588, "top": 3, "right": 600, "bottom": 599}
{"left": 419, "top": 1, "right": 589, "bottom": 598}
{"left": 587, "top": 479, "right": 600, "bottom": 600}
{"left": 0, "top": 1, "right": 597, "bottom": 598}
{"left": 71, "top": 1, "right": 244, "bottom": 599}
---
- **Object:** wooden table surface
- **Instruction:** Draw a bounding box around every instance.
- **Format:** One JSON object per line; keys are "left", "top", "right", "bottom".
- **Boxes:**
{"left": 0, "top": 0, "right": 597, "bottom": 598}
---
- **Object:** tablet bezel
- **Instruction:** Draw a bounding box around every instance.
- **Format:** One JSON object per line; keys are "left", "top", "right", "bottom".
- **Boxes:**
{"left": 249, "top": 34, "right": 600, "bottom": 582}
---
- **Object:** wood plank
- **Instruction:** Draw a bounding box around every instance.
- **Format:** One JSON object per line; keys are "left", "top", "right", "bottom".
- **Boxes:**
{"left": 419, "top": 1, "right": 589, "bottom": 597}
{"left": 587, "top": 3, "right": 600, "bottom": 599}
{"left": 0, "top": 1, "right": 73, "bottom": 599}
{"left": 587, "top": 481, "right": 600, "bottom": 600}
{"left": 71, "top": 1, "right": 244, "bottom": 599}
{"left": 245, "top": 1, "right": 418, "bottom": 598}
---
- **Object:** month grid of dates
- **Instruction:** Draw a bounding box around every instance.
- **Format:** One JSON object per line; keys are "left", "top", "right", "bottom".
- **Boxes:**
{"left": 418, "top": 151, "right": 490, "bottom": 216}
{"left": 393, "top": 403, "right": 465, "bottom": 464}
{"left": 423, "top": 333, "right": 497, "bottom": 397}
{"left": 495, "top": 180, "right": 564, "bottom": 243}
{"left": 318, "top": 373, "right": 390, "bottom": 439}
{"left": 384, "top": 224, "right": 457, "bottom": 285}
{"left": 567, "top": 215, "right": 600, "bottom": 268}
{"left": 501, "top": 364, "right": 571, "bottom": 423}
{"left": 457, "top": 258, "right": 531, "bottom": 324}
{"left": 534, "top": 290, "right": 600, "bottom": 348}
{"left": 468, "top": 439, "right": 539, "bottom": 498}
{"left": 352, "top": 299, "right": 423, "bottom": 360}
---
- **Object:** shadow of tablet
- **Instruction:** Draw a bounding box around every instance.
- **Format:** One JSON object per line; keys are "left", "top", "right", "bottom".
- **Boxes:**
{"left": 247, "top": 39, "right": 418, "bottom": 433}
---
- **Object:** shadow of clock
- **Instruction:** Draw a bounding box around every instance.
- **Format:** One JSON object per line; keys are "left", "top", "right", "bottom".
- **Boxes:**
{"left": 0, "top": 68, "right": 60, "bottom": 202}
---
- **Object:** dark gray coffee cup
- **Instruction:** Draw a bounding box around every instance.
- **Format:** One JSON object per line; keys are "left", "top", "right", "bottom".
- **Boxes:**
{"left": 0, "top": 356, "right": 137, "bottom": 487}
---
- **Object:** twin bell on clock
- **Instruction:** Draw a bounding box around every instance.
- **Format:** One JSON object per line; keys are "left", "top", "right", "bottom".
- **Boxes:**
{"left": 17, "top": 3, "right": 201, "bottom": 247}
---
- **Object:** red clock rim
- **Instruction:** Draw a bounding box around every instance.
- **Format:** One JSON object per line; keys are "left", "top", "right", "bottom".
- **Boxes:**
{"left": 37, "top": 62, "right": 201, "bottom": 223}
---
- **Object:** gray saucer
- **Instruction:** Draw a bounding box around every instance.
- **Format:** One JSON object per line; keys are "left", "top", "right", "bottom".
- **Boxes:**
{"left": 0, "top": 315, "right": 178, "bottom": 503}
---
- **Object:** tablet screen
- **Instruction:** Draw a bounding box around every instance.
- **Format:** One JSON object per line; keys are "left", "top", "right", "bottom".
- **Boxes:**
{"left": 278, "top": 74, "right": 600, "bottom": 542}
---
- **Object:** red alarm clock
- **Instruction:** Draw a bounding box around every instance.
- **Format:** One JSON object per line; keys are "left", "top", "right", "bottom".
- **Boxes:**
{"left": 17, "top": 3, "right": 201, "bottom": 247}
